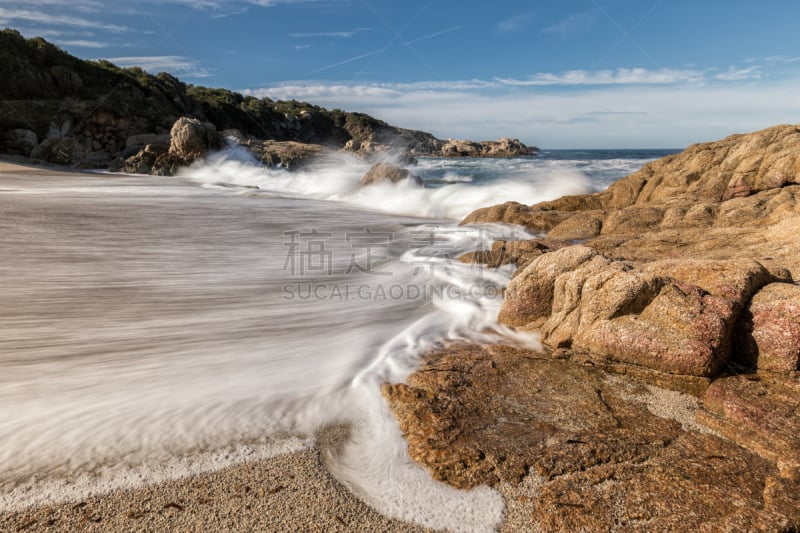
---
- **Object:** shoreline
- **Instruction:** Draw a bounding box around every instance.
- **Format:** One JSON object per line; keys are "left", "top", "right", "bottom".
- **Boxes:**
{"left": 1, "top": 429, "right": 427, "bottom": 533}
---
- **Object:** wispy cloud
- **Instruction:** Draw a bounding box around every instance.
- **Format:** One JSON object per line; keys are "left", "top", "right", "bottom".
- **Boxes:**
{"left": 12, "top": 0, "right": 103, "bottom": 9}
{"left": 139, "top": 0, "right": 327, "bottom": 11}
{"left": 496, "top": 67, "right": 704, "bottom": 86}
{"left": 0, "top": 7, "right": 133, "bottom": 33}
{"left": 289, "top": 29, "right": 367, "bottom": 38}
{"left": 765, "top": 55, "right": 800, "bottom": 64}
{"left": 713, "top": 66, "right": 762, "bottom": 81}
{"left": 496, "top": 13, "right": 535, "bottom": 34}
{"left": 102, "top": 55, "right": 210, "bottom": 77}
{"left": 57, "top": 39, "right": 110, "bottom": 48}
{"left": 541, "top": 11, "right": 597, "bottom": 37}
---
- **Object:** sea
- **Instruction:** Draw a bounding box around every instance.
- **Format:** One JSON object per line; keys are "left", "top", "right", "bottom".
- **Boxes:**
{"left": 0, "top": 148, "right": 677, "bottom": 531}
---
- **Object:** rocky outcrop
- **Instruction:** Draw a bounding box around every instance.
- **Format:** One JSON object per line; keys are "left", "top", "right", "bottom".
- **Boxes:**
{"left": 385, "top": 123, "right": 800, "bottom": 531}
{"left": 117, "top": 117, "right": 222, "bottom": 175}
{"left": 383, "top": 343, "right": 800, "bottom": 531}
{"left": 359, "top": 163, "right": 424, "bottom": 188}
{"left": 440, "top": 137, "right": 536, "bottom": 158}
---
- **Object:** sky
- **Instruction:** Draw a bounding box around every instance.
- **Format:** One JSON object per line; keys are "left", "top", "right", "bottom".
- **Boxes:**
{"left": 4, "top": 0, "right": 800, "bottom": 148}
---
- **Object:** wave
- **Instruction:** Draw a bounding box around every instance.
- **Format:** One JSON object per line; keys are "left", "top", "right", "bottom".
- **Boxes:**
{"left": 179, "top": 146, "right": 594, "bottom": 220}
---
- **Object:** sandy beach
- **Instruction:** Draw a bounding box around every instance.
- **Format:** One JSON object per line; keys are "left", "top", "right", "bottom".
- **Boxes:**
{"left": 0, "top": 425, "right": 426, "bottom": 532}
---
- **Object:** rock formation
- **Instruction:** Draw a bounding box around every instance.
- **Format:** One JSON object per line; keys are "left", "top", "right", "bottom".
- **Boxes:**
{"left": 440, "top": 137, "right": 536, "bottom": 158}
{"left": 387, "top": 123, "right": 800, "bottom": 531}
{"left": 359, "top": 163, "right": 424, "bottom": 188}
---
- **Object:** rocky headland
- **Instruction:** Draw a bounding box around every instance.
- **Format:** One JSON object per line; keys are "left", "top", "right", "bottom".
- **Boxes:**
{"left": 0, "top": 29, "right": 536, "bottom": 176}
{"left": 385, "top": 123, "right": 800, "bottom": 531}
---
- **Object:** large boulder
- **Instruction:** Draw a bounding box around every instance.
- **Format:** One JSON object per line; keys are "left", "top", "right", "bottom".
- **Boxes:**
{"left": 359, "top": 162, "right": 423, "bottom": 187}
{"left": 168, "top": 117, "right": 222, "bottom": 160}
{"left": 501, "top": 247, "right": 777, "bottom": 377}
{"left": 737, "top": 283, "right": 800, "bottom": 372}
{"left": 498, "top": 245, "right": 601, "bottom": 328}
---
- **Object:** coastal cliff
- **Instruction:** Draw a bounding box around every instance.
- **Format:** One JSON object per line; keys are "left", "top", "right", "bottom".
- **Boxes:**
{"left": 386, "top": 123, "right": 800, "bottom": 531}
{"left": 0, "top": 29, "right": 536, "bottom": 173}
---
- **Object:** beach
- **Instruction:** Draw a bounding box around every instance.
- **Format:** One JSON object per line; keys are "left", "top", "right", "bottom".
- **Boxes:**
{"left": 0, "top": 159, "right": 508, "bottom": 532}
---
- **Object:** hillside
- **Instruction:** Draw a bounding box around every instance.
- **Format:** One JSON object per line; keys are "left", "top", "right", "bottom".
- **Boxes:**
{"left": 0, "top": 29, "right": 537, "bottom": 171}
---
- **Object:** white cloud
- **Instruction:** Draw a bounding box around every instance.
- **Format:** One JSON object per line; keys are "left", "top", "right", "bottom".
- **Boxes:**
{"left": 139, "top": 0, "right": 327, "bottom": 10}
{"left": 102, "top": 55, "right": 210, "bottom": 78}
{"left": 57, "top": 39, "right": 110, "bottom": 48}
{"left": 289, "top": 31, "right": 358, "bottom": 38}
{"left": 0, "top": 7, "right": 132, "bottom": 32}
{"left": 765, "top": 55, "right": 800, "bottom": 64}
{"left": 496, "top": 68, "right": 704, "bottom": 86}
{"left": 240, "top": 72, "right": 800, "bottom": 148}
{"left": 714, "top": 66, "right": 762, "bottom": 81}
{"left": 541, "top": 12, "right": 596, "bottom": 37}
{"left": 496, "top": 13, "right": 535, "bottom": 34}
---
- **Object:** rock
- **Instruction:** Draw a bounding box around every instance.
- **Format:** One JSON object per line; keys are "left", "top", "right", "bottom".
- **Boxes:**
{"left": 382, "top": 343, "right": 682, "bottom": 489}
{"left": 460, "top": 201, "right": 572, "bottom": 233}
{"left": 502, "top": 248, "right": 776, "bottom": 376}
{"left": 697, "top": 373, "right": 800, "bottom": 478}
{"left": 359, "top": 163, "right": 423, "bottom": 187}
{"left": 255, "top": 140, "right": 324, "bottom": 170}
{"left": 546, "top": 211, "right": 604, "bottom": 240}
{"left": 737, "top": 283, "right": 800, "bottom": 372}
{"left": 498, "top": 245, "right": 602, "bottom": 328}
{"left": 123, "top": 143, "right": 168, "bottom": 174}
{"left": 384, "top": 343, "right": 800, "bottom": 531}
{"left": 30, "top": 136, "right": 77, "bottom": 165}
{"left": 458, "top": 239, "right": 550, "bottom": 270}
{"left": 168, "top": 117, "right": 222, "bottom": 160}
{"left": 123, "top": 133, "right": 170, "bottom": 158}
{"left": 440, "top": 137, "right": 536, "bottom": 158}
{"left": 2, "top": 128, "right": 38, "bottom": 156}
{"left": 523, "top": 432, "right": 799, "bottom": 532}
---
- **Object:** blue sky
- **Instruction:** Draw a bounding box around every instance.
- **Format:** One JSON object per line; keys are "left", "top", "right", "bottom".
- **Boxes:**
{"left": 4, "top": 0, "right": 800, "bottom": 148}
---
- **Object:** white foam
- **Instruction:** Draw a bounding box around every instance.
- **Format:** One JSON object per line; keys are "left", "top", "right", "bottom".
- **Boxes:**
{"left": 179, "top": 148, "right": 594, "bottom": 219}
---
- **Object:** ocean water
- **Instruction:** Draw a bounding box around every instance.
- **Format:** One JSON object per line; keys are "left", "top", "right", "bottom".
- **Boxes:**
{"left": 0, "top": 148, "right": 675, "bottom": 531}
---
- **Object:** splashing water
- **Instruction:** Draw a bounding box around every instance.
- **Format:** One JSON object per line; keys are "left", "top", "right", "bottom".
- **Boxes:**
{"left": 181, "top": 146, "right": 595, "bottom": 219}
